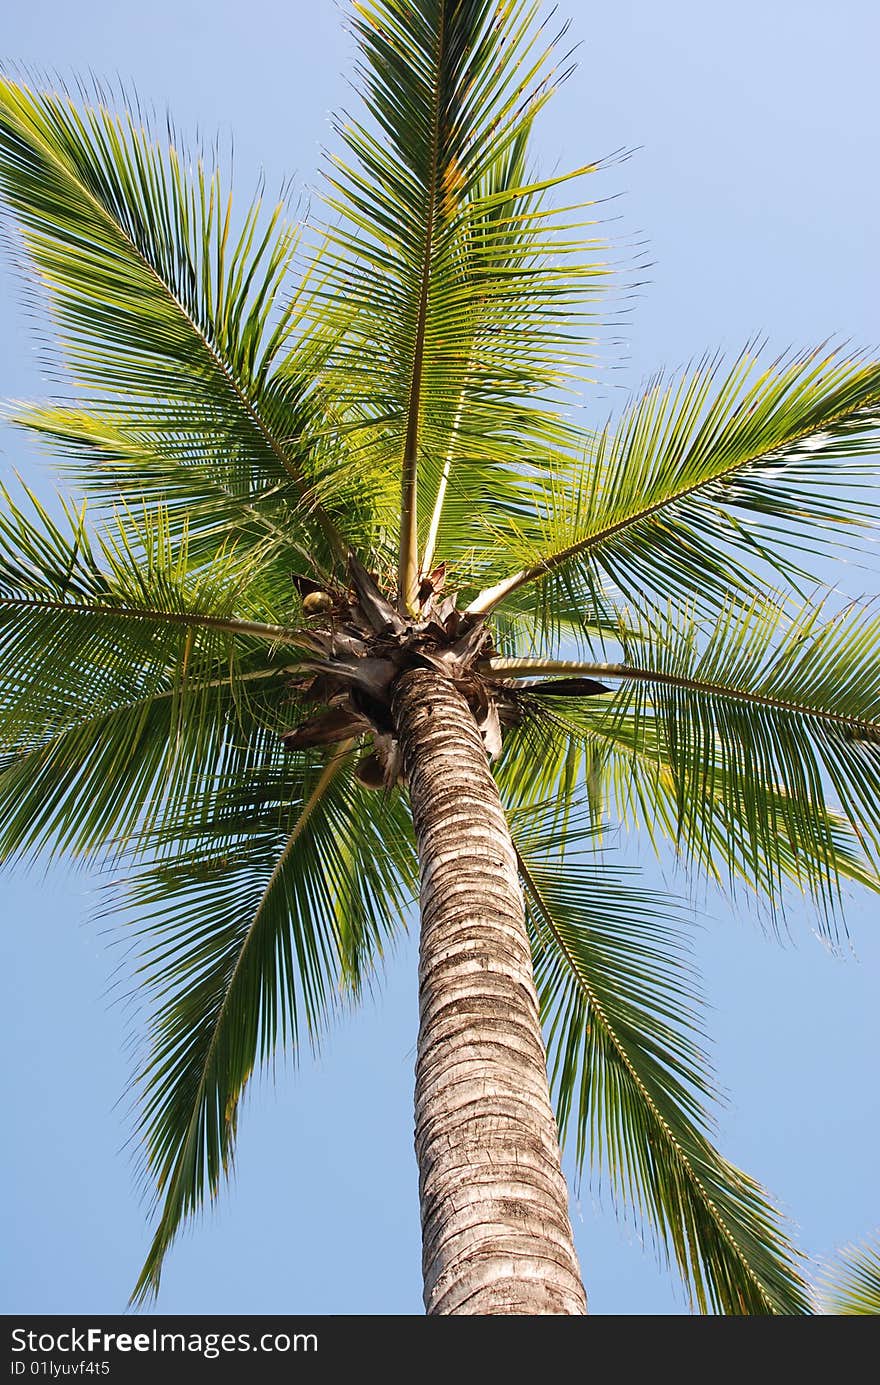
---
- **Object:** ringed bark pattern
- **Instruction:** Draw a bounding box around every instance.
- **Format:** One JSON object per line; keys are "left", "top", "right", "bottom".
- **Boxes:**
{"left": 393, "top": 666, "right": 587, "bottom": 1315}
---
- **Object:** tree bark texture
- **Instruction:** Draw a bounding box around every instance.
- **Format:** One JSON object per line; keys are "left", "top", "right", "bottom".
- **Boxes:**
{"left": 392, "top": 667, "right": 587, "bottom": 1316}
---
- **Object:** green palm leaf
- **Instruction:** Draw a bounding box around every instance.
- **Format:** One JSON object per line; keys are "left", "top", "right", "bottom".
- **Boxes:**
{"left": 317, "top": 0, "right": 606, "bottom": 607}
{"left": 118, "top": 749, "right": 416, "bottom": 1303}
{"left": 0, "top": 490, "right": 307, "bottom": 860}
{"left": 500, "top": 687, "right": 879, "bottom": 929}
{"left": 467, "top": 346, "right": 880, "bottom": 626}
{"left": 8, "top": 405, "right": 323, "bottom": 572}
{"left": 510, "top": 810, "right": 810, "bottom": 1315}
{"left": 0, "top": 76, "right": 361, "bottom": 571}
{"left": 490, "top": 592, "right": 880, "bottom": 915}
{"left": 819, "top": 1235, "right": 880, "bottom": 1314}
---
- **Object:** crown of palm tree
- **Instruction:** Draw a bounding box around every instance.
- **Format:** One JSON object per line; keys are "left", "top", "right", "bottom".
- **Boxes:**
{"left": 1, "top": 0, "right": 879, "bottom": 1315}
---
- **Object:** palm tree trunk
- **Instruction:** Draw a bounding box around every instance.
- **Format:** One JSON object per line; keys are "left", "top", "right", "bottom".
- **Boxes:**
{"left": 392, "top": 667, "right": 587, "bottom": 1316}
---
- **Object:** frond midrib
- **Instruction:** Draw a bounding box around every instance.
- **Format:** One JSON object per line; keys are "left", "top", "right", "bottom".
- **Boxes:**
{"left": 488, "top": 657, "right": 880, "bottom": 739}
{"left": 398, "top": 0, "right": 447, "bottom": 612}
{"left": 182, "top": 743, "right": 353, "bottom": 1091}
{"left": 0, "top": 593, "right": 308, "bottom": 648}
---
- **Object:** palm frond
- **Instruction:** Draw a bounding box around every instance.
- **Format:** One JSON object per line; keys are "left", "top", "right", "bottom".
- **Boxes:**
{"left": 0, "top": 75, "right": 361, "bottom": 571}
{"left": 467, "top": 346, "right": 880, "bottom": 624}
{"left": 501, "top": 695, "right": 877, "bottom": 935}
{"left": 603, "top": 597, "right": 880, "bottom": 892}
{"left": 509, "top": 810, "right": 811, "bottom": 1314}
{"left": 315, "top": 0, "right": 607, "bottom": 606}
{"left": 0, "top": 489, "right": 306, "bottom": 860}
{"left": 819, "top": 1235, "right": 880, "bottom": 1314}
{"left": 121, "top": 749, "right": 416, "bottom": 1303}
{"left": 492, "top": 593, "right": 880, "bottom": 921}
{"left": 8, "top": 405, "right": 320, "bottom": 572}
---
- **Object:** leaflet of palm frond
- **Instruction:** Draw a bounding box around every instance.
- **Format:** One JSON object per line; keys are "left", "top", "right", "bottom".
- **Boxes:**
{"left": 0, "top": 489, "right": 304, "bottom": 862}
{"left": 819, "top": 1235, "right": 880, "bottom": 1315}
{"left": 502, "top": 595, "right": 880, "bottom": 924}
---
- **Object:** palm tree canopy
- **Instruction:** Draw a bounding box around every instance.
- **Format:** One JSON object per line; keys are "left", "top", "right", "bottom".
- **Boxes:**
{"left": 1, "top": 0, "right": 879, "bottom": 1315}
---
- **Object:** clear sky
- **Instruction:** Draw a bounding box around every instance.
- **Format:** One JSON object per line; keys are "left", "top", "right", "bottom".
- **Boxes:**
{"left": 1, "top": 0, "right": 878, "bottom": 1316}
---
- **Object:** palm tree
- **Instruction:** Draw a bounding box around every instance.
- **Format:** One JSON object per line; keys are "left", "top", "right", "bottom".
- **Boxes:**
{"left": 1, "top": 0, "right": 879, "bottom": 1315}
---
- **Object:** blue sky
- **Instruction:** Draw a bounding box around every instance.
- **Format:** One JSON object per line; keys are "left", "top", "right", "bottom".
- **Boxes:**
{"left": 1, "top": 0, "right": 878, "bottom": 1315}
